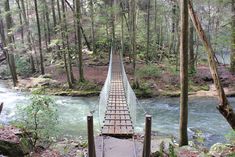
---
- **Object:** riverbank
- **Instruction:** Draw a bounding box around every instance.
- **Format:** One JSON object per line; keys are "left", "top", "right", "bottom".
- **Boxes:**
{"left": 0, "top": 80, "right": 235, "bottom": 156}
{"left": 1, "top": 52, "right": 235, "bottom": 98}
{"left": 0, "top": 126, "right": 234, "bottom": 157}
{"left": 2, "top": 67, "right": 235, "bottom": 99}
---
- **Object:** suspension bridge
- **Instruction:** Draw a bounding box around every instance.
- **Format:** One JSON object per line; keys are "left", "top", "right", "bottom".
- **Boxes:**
{"left": 99, "top": 51, "right": 136, "bottom": 137}
{"left": 88, "top": 49, "right": 151, "bottom": 157}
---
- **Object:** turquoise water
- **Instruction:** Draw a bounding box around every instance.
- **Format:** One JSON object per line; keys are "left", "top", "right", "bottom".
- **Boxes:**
{"left": 0, "top": 81, "right": 234, "bottom": 146}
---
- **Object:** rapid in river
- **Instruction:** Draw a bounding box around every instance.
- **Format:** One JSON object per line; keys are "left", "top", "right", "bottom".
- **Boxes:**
{"left": 0, "top": 81, "right": 234, "bottom": 147}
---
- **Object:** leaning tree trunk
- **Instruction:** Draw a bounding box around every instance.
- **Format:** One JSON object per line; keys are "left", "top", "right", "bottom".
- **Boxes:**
{"left": 231, "top": 0, "right": 235, "bottom": 73}
{"left": 188, "top": 0, "right": 235, "bottom": 129}
{"left": 179, "top": 0, "right": 189, "bottom": 146}
{"left": 189, "top": 20, "right": 195, "bottom": 74}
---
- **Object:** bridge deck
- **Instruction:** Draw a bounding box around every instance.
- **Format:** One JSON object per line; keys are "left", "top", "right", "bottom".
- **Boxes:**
{"left": 101, "top": 54, "right": 134, "bottom": 137}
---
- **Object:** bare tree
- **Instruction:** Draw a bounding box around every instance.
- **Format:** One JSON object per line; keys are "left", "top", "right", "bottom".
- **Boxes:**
{"left": 179, "top": 0, "right": 189, "bottom": 146}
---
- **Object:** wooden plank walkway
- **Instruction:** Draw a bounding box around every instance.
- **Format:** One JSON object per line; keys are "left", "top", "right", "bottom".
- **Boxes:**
{"left": 101, "top": 54, "right": 134, "bottom": 137}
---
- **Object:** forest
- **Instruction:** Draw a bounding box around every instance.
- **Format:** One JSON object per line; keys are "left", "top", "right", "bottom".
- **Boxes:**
{"left": 0, "top": 0, "right": 235, "bottom": 156}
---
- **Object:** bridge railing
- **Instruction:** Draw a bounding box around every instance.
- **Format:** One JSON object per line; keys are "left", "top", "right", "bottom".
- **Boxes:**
{"left": 98, "top": 48, "right": 113, "bottom": 126}
{"left": 120, "top": 54, "right": 137, "bottom": 126}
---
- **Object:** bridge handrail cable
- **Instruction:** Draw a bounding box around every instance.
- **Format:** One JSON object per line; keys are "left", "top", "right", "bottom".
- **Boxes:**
{"left": 120, "top": 53, "right": 137, "bottom": 126}
{"left": 98, "top": 48, "right": 113, "bottom": 126}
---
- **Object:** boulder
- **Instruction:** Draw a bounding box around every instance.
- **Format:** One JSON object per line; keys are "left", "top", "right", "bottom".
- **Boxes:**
{"left": 39, "top": 74, "right": 52, "bottom": 79}
{"left": 51, "top": 138, "right": 83, "bottom": 157}
{"left": 0, "top": 126, "right": 32, "bottom": 157}
{"left": 176, "top": 146, "right": 207, "bottom": 157}
{"left": 209, "top": 143, "right": 235, "bottom": 157}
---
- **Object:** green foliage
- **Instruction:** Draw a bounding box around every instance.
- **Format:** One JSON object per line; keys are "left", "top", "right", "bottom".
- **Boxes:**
{"left": 49, "top": 39, "right": 62, "bottom": 48}
{"left": 151, "top": 142, "right": 177, "bottom": 157}
{"left": 192, "top": 129, "right": 205, "bottom": 146}
{"left": 134, "top": 82, "right": 153, "bottom": 98}
{"left": 165, "top": 64, "right": 179, "bottom": 76}
{"left": 15, "top": 95, "right": 59, "bottom": 147}
{"left": 15, "top": 56, "right": 31, "bottom": 77}
{"left": 136, "top": 64, "right": 161, "bottom": 79}
{"left": 77, "top": 80, "right": 100, "bottom": 91}
{"left": 159, "top": 141, "right": 164, "bottom": 157}
{"left": 0, "top": 68, "right": 11, "bottom": 77}
{"left": 169, "top": 144, "right": 177, "bottom": 157}
{"left": 225, "top": 131, "right": 235, "bottom": 145}
{"left": 95, "top": 37, "right": 111, "bottom": 51}
{"left": 227, "top": 153, "right": 235, "bottom": 157}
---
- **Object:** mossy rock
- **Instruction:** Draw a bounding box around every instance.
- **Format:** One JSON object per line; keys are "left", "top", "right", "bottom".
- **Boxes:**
{"left": 209, "top": 143, "right": 235, "bottom": 157}
{"left": 53, "top": 90, "right": 100, "bottom": 97}
{"left": 0, "top": 126, "right": 32, "bottom": 157}
{"left": 134, "top": 88, "right": 153, "bottom": 98}
{"left": 0, "top": 140, "right": 25, "bottom": 157}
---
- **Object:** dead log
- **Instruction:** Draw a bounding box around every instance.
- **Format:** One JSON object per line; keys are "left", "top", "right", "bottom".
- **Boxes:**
{"left": 188, "top": 0, "right": 235, "bottom": 129}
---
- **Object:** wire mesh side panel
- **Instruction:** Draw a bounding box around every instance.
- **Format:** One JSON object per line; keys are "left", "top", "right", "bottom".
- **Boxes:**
{"left": 98, "top": 49, "right": 113, "bottom": 126}
{"left": 120, "top": 54, "right": 137, "bottom": 126}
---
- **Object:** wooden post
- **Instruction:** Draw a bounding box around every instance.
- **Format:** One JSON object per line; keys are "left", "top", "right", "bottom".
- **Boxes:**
{"left": 0, "top": 102, "right": 3, "bottom": 114}
{"left": 87, "top": 114, "right": 96, "bottom": 157}
{"left": 143, "top": 115, "right": 152, "bottom": 157}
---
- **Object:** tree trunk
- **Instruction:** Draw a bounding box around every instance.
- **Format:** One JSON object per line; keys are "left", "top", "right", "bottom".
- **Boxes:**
{"left": 21, "top": 0, "right": 36, "bottom": 73}
{"left": 65, "top": 4, "right": 75, "bottom": 83}
{"left": 179, "top": 0, "right": 189, "bottom": 146}
{"left": 43, "top": 12, "right": 49, "bottom": 52}
{"left": 61, "top": 0, "right": 73, "bottom": 88}
{"left": 57, "top": 0, "right": 62, "bottom": 22}
{"left": 56, "top": 0, "right": 62, "bottom": 58}
{"left": 80, "top": 26, "right": 92, "bottom": 51}
{"left": 188, "top": 0, "right": 235, "bottom": 129}
{"left": 130, "top": 0, "right": 139, "bottom": 88}
{"left": 168, "top": 4, "right": 176, "bottom": 56}
{"left": 231, "top": 0, "right": 235, "bottom": 73}
{"left": 42, "top": 0, "right": 50, "bottom": 51}
{"left": 0, "top": 9, "right": 6, "bottom": 48}
{"left": 76, "top": 0, "right": 85, "bottom": 82}
{"left": 0, "top": 9, "right": 7, "bottom": 63}
{"left": 15, "top": 0, "right": 24, "bottom": 43}
{"left": 64, "top": 0, "right": 92, "bottom": 51}
{"left": 189, "top": 20, "right": 195, "bottom": 74}
{"left": 146, "top": 0, "right": 150, "bottom": 62}
{"left": 89, "top": 0, "right": 96, "bottom": 54}
{"left": 4, "top": 0, "right": 18, "bottom": 87}
{"left": 121, "top": 1, "right": 125, "bottom": 56}
{"left": 111, "top": 0, "right": 115, "bottom": 48}
{"left": 207, "top": 0, "right": 211, "bottom": 42}
{"left": 154, "top": 0, "right": 158, "bottom": 55}
{"left": 44, "top": 0, "right": 51, "bottom": 44}
{"left": 51, "top": 0, "right": 57, "bottom": 29}
{"left": 34, "top": 0, "right": 45, "bottom": 75}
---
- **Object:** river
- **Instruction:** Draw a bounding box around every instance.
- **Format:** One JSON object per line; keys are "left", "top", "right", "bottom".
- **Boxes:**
{"left": 0, "top": 81, "right": 234, "bottom": 147}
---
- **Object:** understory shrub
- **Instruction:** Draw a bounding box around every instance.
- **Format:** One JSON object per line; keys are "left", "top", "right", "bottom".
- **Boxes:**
{"left": 15, "top": 95, "right": 59, "bottom": 148}
{"left": 136, "top": 64, "right": 161, "bottom": 79}
{"left": 15, "top": 55, "right": 31, "bottom": 76}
